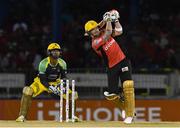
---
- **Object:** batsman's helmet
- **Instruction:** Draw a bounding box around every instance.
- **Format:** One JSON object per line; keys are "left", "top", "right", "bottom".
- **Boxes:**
{"left": 84, "top": 20, "right": 98, "bottom": 32}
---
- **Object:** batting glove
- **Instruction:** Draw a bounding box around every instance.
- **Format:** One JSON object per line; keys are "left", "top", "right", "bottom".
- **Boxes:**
{"left": 109, "top": 9, "right": 120, "bottom": 22}
{"left": 103, "top": 12, "right": 112, "bottom": 22}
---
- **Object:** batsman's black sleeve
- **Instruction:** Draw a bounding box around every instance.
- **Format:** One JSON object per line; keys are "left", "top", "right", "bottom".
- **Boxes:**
{"left": 39, "top": 74, "right": 51, "bottom": 88}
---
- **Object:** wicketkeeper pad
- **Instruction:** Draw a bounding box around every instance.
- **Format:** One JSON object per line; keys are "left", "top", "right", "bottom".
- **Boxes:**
{"left": 19, "top": 86, "right": 33, "bottom": 117}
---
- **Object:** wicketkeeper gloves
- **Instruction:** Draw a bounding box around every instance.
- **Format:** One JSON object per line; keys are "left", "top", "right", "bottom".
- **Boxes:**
{"left": 49, "top": 85, "right": 61, "bottom": 95}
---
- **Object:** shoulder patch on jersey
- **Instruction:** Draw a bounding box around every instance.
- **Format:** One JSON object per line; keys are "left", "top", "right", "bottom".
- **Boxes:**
{"left": 58, "top": 58, "right": 67, "bottom": 70}
{"left": 39, "top": 57, "right": 48, "bottom": 73}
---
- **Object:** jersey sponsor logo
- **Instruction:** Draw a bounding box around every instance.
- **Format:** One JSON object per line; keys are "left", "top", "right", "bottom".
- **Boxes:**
{"left": 48, "top": 74, "right": 58, "bottom": 80}
{"left": 104, "top": 39, "right": 114, "bottom": 51}
{"left": 121, "top": 66, "right": 129, "bottom": 72}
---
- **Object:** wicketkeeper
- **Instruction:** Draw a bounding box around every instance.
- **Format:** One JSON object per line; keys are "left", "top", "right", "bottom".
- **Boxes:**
{"left": 84, "top": 10, "right": 135, "bottom": 124}
{"left": 16, "top": 43, "right": 79, "bottom": 122}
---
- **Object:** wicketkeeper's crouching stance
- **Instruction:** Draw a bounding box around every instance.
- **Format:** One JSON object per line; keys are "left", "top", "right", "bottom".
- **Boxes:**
{"left": 16, "top": 43, "right": 79, "bottom": 122}
{"left": 84, "top": 9, "right": 135, "bottom": 123}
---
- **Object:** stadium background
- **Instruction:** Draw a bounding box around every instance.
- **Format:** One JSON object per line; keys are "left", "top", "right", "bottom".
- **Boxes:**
{"left": 0, "top": 0, "right": 180, "bottom": 122}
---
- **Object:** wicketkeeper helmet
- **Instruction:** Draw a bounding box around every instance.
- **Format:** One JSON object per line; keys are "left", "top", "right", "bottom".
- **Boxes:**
{"left": 47, "top": 43, "right": 61, "bottom": 51}
{"left": 47, "top": 43, "right": 62, "bottom": 59}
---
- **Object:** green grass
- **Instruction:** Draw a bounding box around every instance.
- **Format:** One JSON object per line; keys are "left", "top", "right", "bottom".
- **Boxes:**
{"left": 0, "top": 120, "right": 180, "bottom": 127}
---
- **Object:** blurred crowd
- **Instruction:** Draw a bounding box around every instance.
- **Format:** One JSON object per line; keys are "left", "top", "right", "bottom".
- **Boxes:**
{"left": 0, "top": 0, "right": 179, "bottom": 73}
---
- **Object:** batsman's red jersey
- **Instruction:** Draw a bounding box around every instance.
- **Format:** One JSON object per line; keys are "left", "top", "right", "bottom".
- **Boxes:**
{"left": 92, "top": 34, "right": 125, "bottom": 68}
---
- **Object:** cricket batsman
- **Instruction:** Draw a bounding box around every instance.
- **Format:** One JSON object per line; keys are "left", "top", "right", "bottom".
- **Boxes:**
{"left": 84, "top": 10, "right": 135, "bottom": 123}
{"left": 16, "top": 42, "right": 79, "bottom": 122}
